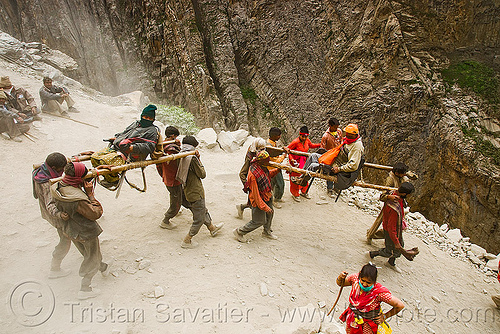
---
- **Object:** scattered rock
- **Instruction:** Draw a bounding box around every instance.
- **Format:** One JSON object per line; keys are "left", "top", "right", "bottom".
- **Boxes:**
{"left": 138, "top": 259, "right": 152, "bottom": 270}
{"left": 154, "top": 286, "right": 165, "bottom": 298}
{"left": 320, "top": 317, "right": 346, "bottom": 334}
{"left": 485, "top": 257, "right": 499, "bottom": 271}
{"left": 446, "top": 229, "right": 463, "bottom": 243}
{"left": 125, "top": 266, "right": 137, "bottom": 274}
{"left": 484, "top": 253, "right": 497, "bottom": 260}
{"left": 273, "top": 303, "right": 320, "bottom": 334}
{"left": 466, "top": 251, "right": 483, "bottom": 265}
{"left": 260, "top": 282, "right": 268, "bottom": 296}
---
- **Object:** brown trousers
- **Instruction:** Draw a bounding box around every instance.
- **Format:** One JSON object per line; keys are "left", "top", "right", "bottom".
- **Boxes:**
{"left": 72, "top": 237, "right": 106, "bottom": 291}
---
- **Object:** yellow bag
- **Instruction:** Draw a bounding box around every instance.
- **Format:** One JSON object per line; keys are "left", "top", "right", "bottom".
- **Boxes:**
{"left": 90, "top": 147, "right": 125, "bottom": 184}
{"left": 377, "top": 321, "right": 392, "bottom": 334}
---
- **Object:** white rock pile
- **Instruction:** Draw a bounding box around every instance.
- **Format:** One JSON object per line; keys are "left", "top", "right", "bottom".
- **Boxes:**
{"left": 196, "top": 127, "right": 251, "bottom": 153}
{"left": 340, "top": 186, "right": 500, "bottom": 278}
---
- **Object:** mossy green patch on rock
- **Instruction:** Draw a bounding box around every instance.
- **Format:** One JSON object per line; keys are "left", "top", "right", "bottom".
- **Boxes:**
{"left": 240, "top": 85, "right": 258, "bottom": 105}
{"left": 442, "top": 61, "right": 499, "bottom": 104}
{"left": 156, "top": 104, "right": 200, "bottom": 135}
{"left": 461, "top": 121, "right": 500, "bottom": 166}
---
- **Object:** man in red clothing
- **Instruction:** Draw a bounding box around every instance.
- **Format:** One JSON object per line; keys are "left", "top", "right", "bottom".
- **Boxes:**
{"left": 156, "top": 126, "right": 182, "bottom": 229}
{"left": 369, "top": 182, "right": 415, "bottom": 273}
{"left": 287, "top": 125, "right": 320, "bottom": 202}
{"left": 234, "top": 151, "right": 279, "bottom": 242}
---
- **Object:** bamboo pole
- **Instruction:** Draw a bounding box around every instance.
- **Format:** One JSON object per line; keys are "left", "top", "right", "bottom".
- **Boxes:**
{"left": 363, "top": 162, "right": 393, "bottom": 171}
{"left": 49, "top": 151, "right": 196, "bottom": 184}
{"left": 266, "top": 146, "right": 309, "bottom": 157}
{"left": 266, "top": 146, "right": 416, "bottom": 174}
{"left": 33, "top": 140, "right": 177, "bottom": 169}
{"left": 268, "top": 161, "right": 397, "bottom": 192}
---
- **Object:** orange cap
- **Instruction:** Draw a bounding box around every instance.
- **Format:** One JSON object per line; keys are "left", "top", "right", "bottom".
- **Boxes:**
{"left": 343, "top": 123, "right": 359, "bottom": 135}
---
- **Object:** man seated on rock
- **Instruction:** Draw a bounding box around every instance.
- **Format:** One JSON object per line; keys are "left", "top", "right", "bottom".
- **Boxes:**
{"left": 293, "top": 123, "right": 365, "bottom": 194}
{"left": 91, "top": 104, "right": 161, "bottom": 186}
{"left": 0, "top": 90, "right": 30, "bottom": 142}
{"left": 0, "top": 76, "right": 41, "bottom": 121}
{"left": 39, "top": 77, "right": 78, "bottom": 115}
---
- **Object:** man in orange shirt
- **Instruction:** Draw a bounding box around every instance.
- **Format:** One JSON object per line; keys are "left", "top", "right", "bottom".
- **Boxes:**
{"left": 287, "top": 126, "right": 320, "bottom": 201}
{"left": 321, "top": 118, "right": 343, "bottom": 196}
{"left": 234, "top": 151, "right": 279, "bottom": 242}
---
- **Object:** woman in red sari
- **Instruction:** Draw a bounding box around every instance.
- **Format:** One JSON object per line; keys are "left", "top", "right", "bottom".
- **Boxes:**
{"left": 337, "top": 263, "right": 404, "bottom": 334}
{"left": 287, "top": 125, "right": 320, "bottom": 201}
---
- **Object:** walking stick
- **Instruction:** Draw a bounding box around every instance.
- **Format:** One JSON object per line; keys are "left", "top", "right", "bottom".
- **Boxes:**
{"left": 305, "top": 177, "right": 315, "bottom": 194}
{"left": 327, "top": 276, "right": 346, "bottom": 316}
{"left": 44, "top": 112, "right": 99, "bottom": 128}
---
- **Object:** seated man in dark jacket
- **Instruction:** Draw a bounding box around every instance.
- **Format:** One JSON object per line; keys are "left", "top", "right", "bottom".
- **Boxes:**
{"left": 91, "top": 104, "right": 161, "bottom": 185}
{"left": 109, "top": 104, "right": 160, "bottom": 161}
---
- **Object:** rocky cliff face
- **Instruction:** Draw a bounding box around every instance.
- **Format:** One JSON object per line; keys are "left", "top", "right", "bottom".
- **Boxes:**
{"left": 1, "top": 0, "right": 499, "bottom": 252}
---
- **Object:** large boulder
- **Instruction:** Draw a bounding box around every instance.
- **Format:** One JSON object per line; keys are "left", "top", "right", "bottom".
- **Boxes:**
{"left": 469, "top": 244, "right": 487, "bottom": 258}
{"left": 0, "top": 31, "right": 24, "bottom": 59}
{"left": 116, "top": 91, "right": 150, "bottom": 110}
{"left": 197, "top": 128, "right": 218, "bottom": 149}
{"left": 217, "top": 130, "right": 240, "bottom": 153}
{"left": 231, "top": 129, "right": 249, "bottom": 146}
{"left": 485, "top": 257, "right": 499, "bottom": 271}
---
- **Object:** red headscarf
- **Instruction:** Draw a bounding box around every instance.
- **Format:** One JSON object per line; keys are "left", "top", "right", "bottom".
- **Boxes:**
{"left": 62, "top": 162, "right": 87, "bottom": 187}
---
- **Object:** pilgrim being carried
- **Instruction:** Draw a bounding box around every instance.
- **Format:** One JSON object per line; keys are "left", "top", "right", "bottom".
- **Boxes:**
{"left": 90, "top": 104, "right": 161, "bottom": 186}
{"left": 293, "top": 123, "right": 365, "bottom": 194}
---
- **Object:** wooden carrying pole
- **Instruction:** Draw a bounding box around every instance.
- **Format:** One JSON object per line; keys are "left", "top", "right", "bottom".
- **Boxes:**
{"left": 49, "top": 151, "right": 196, "bottom": 184}
{"left": 267, "top": 161, "right": 397, "bottom": 192}
{"left": 33, "top": 141, "right": 178, "bottom": 169}
{"left": 266, "top": 146, "right": 410, "bottom": 173}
